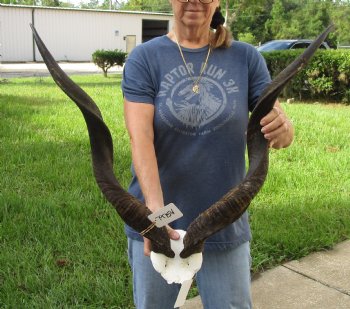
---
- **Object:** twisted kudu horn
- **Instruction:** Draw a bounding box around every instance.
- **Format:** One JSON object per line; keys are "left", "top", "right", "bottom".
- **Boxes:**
{"left": 180, "top": 24, "right": 334, "bottom": 258}
{"left": 30, "top": 24, "right": 175, "bottom": 258}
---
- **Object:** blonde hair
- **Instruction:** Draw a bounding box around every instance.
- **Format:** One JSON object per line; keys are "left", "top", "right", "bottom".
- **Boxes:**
{"left": 210, "top": 25, "right": 232, "bottom": 49}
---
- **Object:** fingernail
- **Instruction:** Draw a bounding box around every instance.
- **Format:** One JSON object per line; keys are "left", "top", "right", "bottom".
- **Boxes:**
{"left": 261, "top": 127, "right": 266, "bottom": 133}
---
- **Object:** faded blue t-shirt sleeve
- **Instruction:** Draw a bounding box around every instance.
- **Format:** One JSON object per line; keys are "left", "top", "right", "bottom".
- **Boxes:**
{"left": 122, "top": 45, "right": 156, "bottom": 104}
{"left": 247, "top": 46, "right": 271, "bottom": 111}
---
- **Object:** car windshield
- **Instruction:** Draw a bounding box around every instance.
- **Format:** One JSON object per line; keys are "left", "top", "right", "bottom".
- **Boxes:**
{"left": 257, "top": 41, "right": 293, "bottom": 52}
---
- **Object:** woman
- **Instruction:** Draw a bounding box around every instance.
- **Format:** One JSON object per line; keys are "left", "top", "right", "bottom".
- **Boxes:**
{"left": 122, "top": 0, "right": 294, "bottom": 308}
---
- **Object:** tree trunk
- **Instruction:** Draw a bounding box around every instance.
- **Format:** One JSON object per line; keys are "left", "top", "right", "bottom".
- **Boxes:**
{"left": 224, "top": 0, "right": 229, "bottom": 27}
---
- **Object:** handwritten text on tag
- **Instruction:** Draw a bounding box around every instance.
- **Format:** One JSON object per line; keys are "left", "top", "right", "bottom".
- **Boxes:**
{"left": 148, "top": 203, "right": 183, "bottom": 228}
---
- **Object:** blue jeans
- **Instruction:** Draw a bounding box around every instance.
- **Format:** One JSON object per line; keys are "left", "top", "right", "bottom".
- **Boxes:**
{"left": 127, "top": 239, "right": 252, "bottom": 309}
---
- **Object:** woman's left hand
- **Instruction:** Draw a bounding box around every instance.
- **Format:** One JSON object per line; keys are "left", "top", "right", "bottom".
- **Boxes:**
{"left": 259, "top": 101, "right": 294, "bottom": 149}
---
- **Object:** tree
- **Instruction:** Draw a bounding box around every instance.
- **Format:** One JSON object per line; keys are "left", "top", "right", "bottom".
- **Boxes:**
{"left": 41, "top": 0, "right": 61, "bottom": 6}
{"left": 228, "top": 0, "right": 349, "bottom": 45}
{"left": 265, "top": 0, "right": 287, "bottom": 39}
{"left": 120, "top": 0, "right": 171, "bottom": 12}
{"left": 80, "top": 0, "right": 99, "bottom": 9}
{"left": 330, "top": 0, "right": 350, "bottom": 45}
{"left": 229, "top": 0, "right": 275, "bottom": 43}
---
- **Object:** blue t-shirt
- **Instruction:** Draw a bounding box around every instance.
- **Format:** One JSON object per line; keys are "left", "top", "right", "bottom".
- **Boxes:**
{"left": 122, "top": 35, "right": 271, "bottom": 250}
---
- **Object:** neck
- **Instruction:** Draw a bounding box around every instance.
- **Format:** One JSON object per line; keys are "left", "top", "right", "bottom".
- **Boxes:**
{"left": 169, "top": 26, "right": 211, "bottom": 49}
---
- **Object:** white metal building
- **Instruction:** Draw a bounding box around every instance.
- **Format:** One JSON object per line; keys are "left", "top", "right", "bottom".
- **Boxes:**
{"left": 0, "top": 4, "right": 174, "bottom": 62}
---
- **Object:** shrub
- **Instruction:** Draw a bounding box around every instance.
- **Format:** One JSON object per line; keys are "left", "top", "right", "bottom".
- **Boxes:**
{"left": 238, "top": 32, "right": 258, "bottom": 46}
{"left": 92, "top": 49, "right": 128, "bottom": 77}
{"left": 262, "top": 49, "right": 350, "bottom": 104}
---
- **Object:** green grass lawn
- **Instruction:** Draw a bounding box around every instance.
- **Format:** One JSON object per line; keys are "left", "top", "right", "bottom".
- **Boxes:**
{"left": 1, "top": 74, "right": 349, "bottom": 308}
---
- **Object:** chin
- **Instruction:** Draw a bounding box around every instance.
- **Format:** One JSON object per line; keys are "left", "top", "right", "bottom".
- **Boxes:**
{"left": 182, "top": 18, "right": 207, "bottom": 28}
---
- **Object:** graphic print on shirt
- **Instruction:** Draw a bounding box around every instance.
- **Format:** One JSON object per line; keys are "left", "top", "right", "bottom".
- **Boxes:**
{"left": 157, "top": 63, "right": 239, "bottom": 136}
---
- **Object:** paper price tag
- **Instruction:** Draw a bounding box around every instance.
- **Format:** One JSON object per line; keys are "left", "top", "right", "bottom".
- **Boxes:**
{"left": 148, "top": 203, "right": 183, "bottom": 228}
{"left": 174, "top": 279, "right": 193, "bottom": 308}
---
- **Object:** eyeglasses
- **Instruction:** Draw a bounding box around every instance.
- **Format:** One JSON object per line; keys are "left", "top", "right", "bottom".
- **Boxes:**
{"left": 177, "top": 0, "right": 214, "bottom": 4}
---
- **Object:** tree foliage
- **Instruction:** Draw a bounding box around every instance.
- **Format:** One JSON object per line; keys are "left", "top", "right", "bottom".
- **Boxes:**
{"left": 229, "top": 0, "right": 350, "bottom": 46}
{"left": 119, "top": 0, "right": 171, "bottom": 12}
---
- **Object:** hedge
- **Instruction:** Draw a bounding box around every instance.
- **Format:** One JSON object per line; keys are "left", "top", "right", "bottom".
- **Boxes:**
{"left": 92, "top": 49, "right": 127, "bottom": 77}
{"left": 261, "top": 49, "right": 350, "bottom": 104}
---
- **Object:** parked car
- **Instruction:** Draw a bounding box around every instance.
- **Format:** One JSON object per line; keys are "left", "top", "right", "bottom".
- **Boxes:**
{"left": 257, "top": 39, "right": 330, "bottom": 52}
